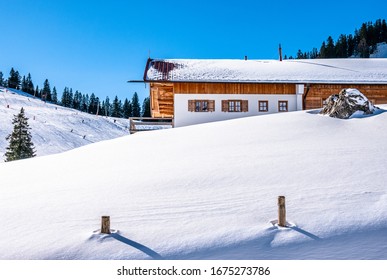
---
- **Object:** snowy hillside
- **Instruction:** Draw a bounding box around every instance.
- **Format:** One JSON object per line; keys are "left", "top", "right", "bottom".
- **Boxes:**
{"left": 1, "top": 103, "right": 387, "bottom": 260}
{"left": 0, "top": 87, "right": 129, "bottom": 161}
{"left": 370, "top": 42, "right": 387, "bottom": 58}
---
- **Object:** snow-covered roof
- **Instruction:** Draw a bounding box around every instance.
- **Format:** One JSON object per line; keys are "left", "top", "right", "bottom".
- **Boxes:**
{"left": 144, "top": 58, "right": 387, "bottom": 84}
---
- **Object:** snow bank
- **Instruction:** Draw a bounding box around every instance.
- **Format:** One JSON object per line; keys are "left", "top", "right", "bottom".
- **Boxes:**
{"left": 1, "top": 104, "right": 387, "bottom": 259}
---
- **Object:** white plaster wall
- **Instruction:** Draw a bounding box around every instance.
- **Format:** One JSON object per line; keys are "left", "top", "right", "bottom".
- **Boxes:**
{"left": 174, "top": 93, "right": 298, "bottom": 127}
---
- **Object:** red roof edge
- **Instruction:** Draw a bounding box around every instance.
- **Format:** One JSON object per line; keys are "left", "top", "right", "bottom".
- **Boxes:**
{"left": 143, "top": 57, "right": 152, "bottom": 82}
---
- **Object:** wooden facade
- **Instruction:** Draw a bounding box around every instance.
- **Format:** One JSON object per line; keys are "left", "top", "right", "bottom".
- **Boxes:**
{"left": 150, "top": 81, "right": 387, "bottom": 117}
{"left": 304, "top": 84, "right": 387, "bottom": 109}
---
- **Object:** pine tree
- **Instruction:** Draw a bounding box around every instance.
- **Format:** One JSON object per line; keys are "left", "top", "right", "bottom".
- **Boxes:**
{"left": 104, "top": 97, "right": 111, "bottom": 116}
{"left": 319, "top": 42, "right": 327, "bottom": 58}
{"left": 111, "top": 95, "right": 122, "bottom": 117}
{"left": 131, "top": 92, "right": 141, "bottom": 117}
{"left": 122, "top": 98, "right": 132, "bottom": 118}
{"left": 73, "top": 90, "right": 81, "bottom": 110}
{"left": 0, "top": 71, "right": 5, "bottom": 86}
{"left": 8, "top": 68, "right": 21, "bottom": 89}
{"left": 4, "top": 107, "right": 36, "bottom": 162}
{"left": 325, "top": 36, "right": 335, "bottom": 58}
{"left": 68, "top": 88, "right": 74, "bottom": 108}
{"left": 52, "top": 87, "right": 58, "bottom": 104}
{"left": 21, "top": 75, "right": 28, "bottom": 92}
{"left": 26, "top": 73, "right": 34, "bottom": 94}
{"left": 35, "top": 85, "right": 40, "bottom": 98}
{"left": 42, "top": 79, "right": 52, "bottom": 102}
{"left": 335, "top": 34, "right": 348, "bottom": 58}
{"left": 81, "top": 93, "right": 89, "bottom": 112}
{"left": 89, "top": 93, "right": 97, "bottom": 114}
{"left": 347, "top": 34, "right": 355, "bottom": 57}
{"left": 296, "top": 49, "right": 304, "bottom": 59}
{"left": 357, "top": 38, "right": 370, "bottom": 58}
{"left": 141, "top": 97, "right": 151, "bottom": 117}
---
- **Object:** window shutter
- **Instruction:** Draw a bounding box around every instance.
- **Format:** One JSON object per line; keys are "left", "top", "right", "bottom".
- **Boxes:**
{"left": 188, "top": 100, "right": 195, "bottom": 112}
{"left": 208, "top": 100, "right": 215, "bottom": 112}
{"left": 221, "top": 100, "right": 228, "bottom": 112}
{"left": 242, "top": 100, "right": 248, "bottom": 112}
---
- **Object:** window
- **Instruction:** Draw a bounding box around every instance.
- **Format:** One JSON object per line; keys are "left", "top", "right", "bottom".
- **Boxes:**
{"left": 278, "top": 101, "right": 288, "bottom": 112}
{"left": 188, "top": 100, "right": 215, "bottom": 112}
{"left": 222, "top": 100, "right": 248, "bottom": 112}
{"left": 259, "top": 101, "right": 268, "bottom": 112}
{"left": 229, "top": 100, "right": 241, "bottom": 112}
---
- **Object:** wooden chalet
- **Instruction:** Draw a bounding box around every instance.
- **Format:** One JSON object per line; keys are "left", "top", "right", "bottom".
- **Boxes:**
{"left": 137, "top": 58, "right": 387, "bottom": 127}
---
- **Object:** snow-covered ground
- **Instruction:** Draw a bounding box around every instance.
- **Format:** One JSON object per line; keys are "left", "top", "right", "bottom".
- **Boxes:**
{"left": 0, "top": 87, "right": 129, "bottom": 161}
{"left": 371, "top": 42, "right": 387, "bottom": 58}
{"left": 1, "top": 91, "right": 387, "bottom": 259}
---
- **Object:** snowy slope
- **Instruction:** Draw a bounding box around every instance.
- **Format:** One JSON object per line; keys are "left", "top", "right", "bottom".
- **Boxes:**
{"left": 370, "top": 42, "right": 387, "bottom": 58}
{"left": 1, "top": 103, "right": 387, "bottom": 260}
{"left": 0, "top": 87, "right": 129, "bottom": 161}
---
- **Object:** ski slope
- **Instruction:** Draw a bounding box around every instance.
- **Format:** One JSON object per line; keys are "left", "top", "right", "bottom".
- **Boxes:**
{"left": 1, "top": 92, "right": 387, "bottom": 259}
{"left": 0, "top": 87, "right": 129, "bottom": 161}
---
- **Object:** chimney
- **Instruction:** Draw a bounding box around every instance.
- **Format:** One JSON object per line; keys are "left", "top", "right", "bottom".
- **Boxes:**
{"left": 244, "top": 55, "right": 248, "bottom": 61}
{"left": 279, "top": 44, "right": 283, "bottom": 61}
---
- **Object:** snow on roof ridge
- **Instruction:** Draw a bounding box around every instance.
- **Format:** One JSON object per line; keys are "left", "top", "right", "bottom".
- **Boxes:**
{"left": 145, "top": 58, "right": 387, "bottom": 83}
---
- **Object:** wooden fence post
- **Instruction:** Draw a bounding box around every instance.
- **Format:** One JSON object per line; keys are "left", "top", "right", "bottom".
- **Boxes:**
{"left": 278, "top": 196, "right": 286, "bottom": 227}
{"left": 101, "top": 216, "right": 111, "bottom": 234}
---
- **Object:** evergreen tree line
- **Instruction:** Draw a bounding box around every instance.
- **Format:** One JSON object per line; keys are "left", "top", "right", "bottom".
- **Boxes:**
{"left": 286, "top": 19, "right": 387, "bottom": 59}
{"left": 0, "top": 68, "right": 151, "bottom": 118}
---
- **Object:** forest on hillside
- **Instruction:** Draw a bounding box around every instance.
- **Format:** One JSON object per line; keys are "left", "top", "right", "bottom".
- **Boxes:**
{"left": 286, "top": 19, "right": 387, "bottom": 59}
{"left": 0, "top": 69, "right": 150, "bottom": 119}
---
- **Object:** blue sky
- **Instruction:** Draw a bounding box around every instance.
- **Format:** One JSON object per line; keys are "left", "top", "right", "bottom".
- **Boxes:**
{"left": 1, "top": 0, "right": 386, "bottom": 102}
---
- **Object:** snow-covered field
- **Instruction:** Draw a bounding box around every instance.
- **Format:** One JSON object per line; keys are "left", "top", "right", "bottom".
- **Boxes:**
{"left": 0, "top": 87, "right": 129, "bottom": 161}
{"left": 1, "top": 89, "right": 387, "bottom": 259}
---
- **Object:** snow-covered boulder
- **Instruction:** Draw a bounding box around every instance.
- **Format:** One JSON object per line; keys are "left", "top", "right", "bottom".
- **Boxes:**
{"left": 319, "top": 88, "right": 377, "bottom": 119}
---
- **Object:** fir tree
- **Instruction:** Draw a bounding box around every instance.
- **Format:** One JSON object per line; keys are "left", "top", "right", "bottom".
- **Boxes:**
{"left": 131, "top": 92, "right": 141, "bottom": 117}
{"left": 73, "top": 90, "right": 81, "bottom": 110}
{"left": 8, "top": 68, "right": 21, "bottom": 89}
{"left": 42, "top": 79, "right": 52, "bottom": 102}
{"left": 104, "top": 97, "right": 111, "bottom": 116}
{"left": 21, "top": 75, "right": 28, "bottom": 92}
{"left": 4, "top": 107, "right": 36, "bottom": 162}
{"left": 0, "top": 71, "right": 5, "bottom": 86}
{"left": 35, "top": 85, "right": 40, "bottom": 98}
{"left": 111, "top": 95, "right": 122, "bottom": 117}
{"left": 122, "top": 98, "right": 132, "bottom": 118}
{"left": 26, "top": 73, "right": 34, "bottom": 94}
{"left": 141, "top": 97, "right": 151, "bottom": 117}
{"left": 335, "top": 34, "right": 348, "bottom": 58}
{"left": 357, "top": 38, "right": 370, "bottom": 58}
{"left": 89, "top": 93, "right": 97, "bottom": 114}
{"left": 52, "top": 87, "right": 58, "bottom": 104}
{"left": 81, "top": 93, "right": 89, "bottom": 112}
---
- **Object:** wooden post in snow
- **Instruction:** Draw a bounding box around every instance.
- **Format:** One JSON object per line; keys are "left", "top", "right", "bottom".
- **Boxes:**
{"left": 278, "top": 196, "right": 286, "bottom": 227}
{"left": 101, "top": 216, "right": 111, "bottom": 234}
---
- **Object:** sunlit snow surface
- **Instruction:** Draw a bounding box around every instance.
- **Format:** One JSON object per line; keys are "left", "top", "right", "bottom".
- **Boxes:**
{"left": 146, "top": 58, "right": 387, "bottom": 84}
{"left": 0, "top": 88, "right": 129, "bottom": 161}
{"left": 1, "top": 88, "right": 387, "bottom": 259}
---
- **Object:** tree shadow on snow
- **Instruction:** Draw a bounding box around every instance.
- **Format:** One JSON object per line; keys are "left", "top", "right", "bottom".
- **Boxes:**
{"left": 110, "top": 233, "right": 164, "bottom": 260}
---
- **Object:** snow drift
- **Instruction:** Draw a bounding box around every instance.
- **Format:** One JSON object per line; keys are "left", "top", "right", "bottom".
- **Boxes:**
{"left": 1, "top": 101, "right": 387, "bottom": 259}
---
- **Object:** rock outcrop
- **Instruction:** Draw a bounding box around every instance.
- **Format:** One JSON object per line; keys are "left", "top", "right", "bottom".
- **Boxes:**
{"left": 319, "top": 88, "right": 377, "bottom": 119}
